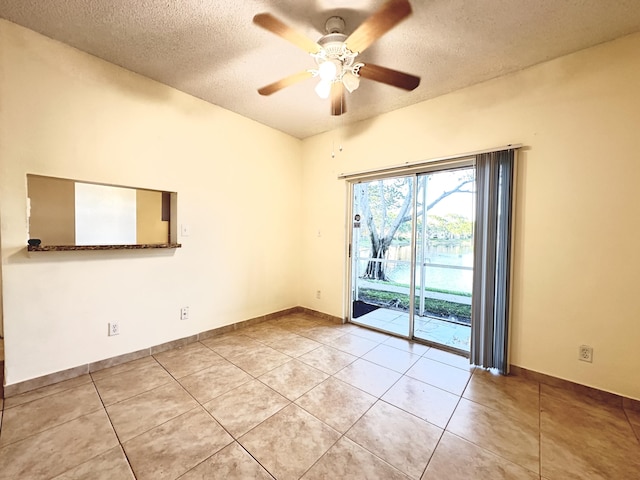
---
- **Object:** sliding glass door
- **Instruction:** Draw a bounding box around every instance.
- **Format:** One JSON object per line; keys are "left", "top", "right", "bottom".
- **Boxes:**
{"left": 349, "top": 165, "right": 475, "bottom": 353}
{"left": 412, "top": 168, "right": 474, "bottom": 351}
{"left": 351, "top": 176, "right": 413, "bottom": 337}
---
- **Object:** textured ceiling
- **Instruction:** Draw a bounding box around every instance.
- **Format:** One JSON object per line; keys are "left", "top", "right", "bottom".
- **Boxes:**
{"left": 1, "top": 1, "right": 640, "bottom": 139}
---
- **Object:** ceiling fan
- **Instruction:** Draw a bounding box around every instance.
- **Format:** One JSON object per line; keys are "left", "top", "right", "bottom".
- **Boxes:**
{"left": 253, "top": 0, "right": 421, "bottom": 116}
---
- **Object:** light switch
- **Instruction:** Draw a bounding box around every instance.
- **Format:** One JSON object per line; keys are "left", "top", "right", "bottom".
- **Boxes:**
{"left": 181, "top": 224, "right": 190, "bottom": 237}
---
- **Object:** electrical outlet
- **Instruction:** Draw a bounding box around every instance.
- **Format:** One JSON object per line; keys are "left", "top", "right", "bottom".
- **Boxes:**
{"left": 316, "top": 290, "right": 321, "bottom": 299}
{"left": 180, "top": 306, "right": 189, "bottom": 320}
{"left": 108, "top": 321, "right": 120, "bottom": 336}
{"left": 578, "top": 345, "right": 593, "bottom": 363}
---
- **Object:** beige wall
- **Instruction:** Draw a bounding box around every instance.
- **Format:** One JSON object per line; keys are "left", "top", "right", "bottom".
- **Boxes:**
{"left": 300, "top": 32, "right": 640, "bottom": 400}
{"left": 27, "top": 175, "right": 76, "bottom": 245}
{"left": 136, "top": 189, "right": 169, "bottom": 244}
{"left": 0, "top": 20, "right": 302, "bottom": 385}
{"left": 2, "top": 18, "right": 639, "bottom": 402}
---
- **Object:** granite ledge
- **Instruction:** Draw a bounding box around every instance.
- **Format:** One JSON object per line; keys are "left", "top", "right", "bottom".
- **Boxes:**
{"left": 27, "top": 243, "right": 182, "bottom": 252}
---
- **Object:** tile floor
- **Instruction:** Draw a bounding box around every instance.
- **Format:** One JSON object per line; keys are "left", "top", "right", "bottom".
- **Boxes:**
{"left": 355, "top": 308, "right": 471, "bottom": 351}
{"left": 0, "top": 312, "right": 639, "bottom": 479}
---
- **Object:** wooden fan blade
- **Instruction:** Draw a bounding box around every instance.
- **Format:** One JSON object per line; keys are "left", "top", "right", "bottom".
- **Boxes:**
{"left": 258, "top": 70, "right": 314, "bottom": 96}
{"left": 253, "top": 13, "right": 322, "bottom": 54}
{"left": 330, "top": 82, "right": 347, "bottom": 116}
{"left": 359, "top": 63, "right": 420, "bottom": 91}
{"left": 345, "top": 0, "right": 412, "bottom": 54}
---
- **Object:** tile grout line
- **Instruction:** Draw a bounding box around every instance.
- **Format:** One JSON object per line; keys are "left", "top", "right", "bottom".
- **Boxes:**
{"left": 539, "top": 379, "right": 542, "bottom": 478}
{"left": 426, "top": 367, "right": 546, "bottom": 478}
{"left": 621, "top": 408, "right": 640, "bottom": 445}
{"left": 418, "top": 364, "right": 477, "bottom": 477}
{"left": 0, "top": 383, "right": 105, "bottom": 450}
{"left": 206, "top": 324, "right": 356, "bottom": 479}
{"left": 152, "top": 344, "right": 290, "bottom": 479}
{"left": 90, "top": 372, "right": 140, "bottom": 480}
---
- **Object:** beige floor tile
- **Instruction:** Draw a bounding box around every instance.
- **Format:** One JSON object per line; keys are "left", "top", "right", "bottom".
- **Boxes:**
{"left": 447, "top": 398, "right": 539, "bottom": 473}
{"left": 94, "top": 362, "right": 173, "bottom": 405}
{"left": 106, "top": 381, "right": 198, "bottom": 442}
{"left": 241, "top": 326, "right": 292, "bottom": 345}
{"left": 203, "top": 379, "right": 289, "bottom": 437}
{"left": 541, "top": 383, "right": 626, "bottom": 419}
{"left": 422, "top": 432, "right": 539, "bottom": 480}
{"left": 201, "top": 334, "right": 264, "bottom": 360}
{"left": 334, "top": 358, "right": 402, "bottom": 397}
{"left": 463, "top": 370, "right": 539, "bottom": 428}
{"left": 4, "top": 374, "right": 93, "bottom": 409}
{"left": 240, "top": 322, "right": 282, "bottom": 335}
{"left": 296, "top": 377, "right": 377, "bottom": 433}
{"left": 383, "top": 336, "right": 431, "bottom": 355}
{"left": 267, "top": 335, "right": 323, "bottom": 357}
{"left": 229, "top": 344, "right": 291, "bottom": 376}
{"left": 178, "top": 361, "right": 252, "bottom": 404}
{"left": 423, "top": 348, "right": 472, "bottom": 371}
{"left": 153, "top": 342, "right": 226, "bottom": 378}
{"left": 363, "top": 344, "right": 421, "bottom": 373}
{"left": 382, "top": 375, "right": 459, "bottom": 429}
{"left": 331, "top": 333, "right": 380, "bottom": 356}
{"left": 627, "top": 408, "right": 640, "bottom": 428}
{"left": 255, "top": 328, "right": 305, "bottom": 345}
{"left": 258, "top": 359, "right": 329, "bottom": 401}
{"left": 346, "top": 400, "right": 442, "bottom": 479}
{"left": 179, "top": 442, "right": 273, "bottom": 480}
{"left": 0, "top": 383, "right": 103, "bottom": 447}
{"left": 540, "top": 386, "right": 640, "bottom": 479}
{"left": 302, "top": 437, "right": 409, "bottom": 480}
{"left": 123, "top": 408, "right": 232, "bottom": 480}
{"left": 239, "top": 404, "right": 340, "bottom": 480}
{"left": 0, "top": 409, "right": 118, "bottom": 480}
{"left": 90, "top": 356, "right": 158, "bottom": 382}
{"left": 406, "top": 357, "right": 471, "bottom": 395}
{"left": 296, "top": 325, "right": 347, "bottom": 344}
{"left": 274, "top": 317, "right": 319, "bottom": 332}
{"left": 349, "top": 327, "right": 392, "bottom": 343}
{"left": 626, "top": 408, "right": 640, "bottom": 440}
{"left": 52, "top": 446, "right": 134, "bottom": 480}
{"left": 297, "top": 345, "right": 357, "bottom": 375}
{"left": 333, "top": 322, "right": 369, "bottom": 333}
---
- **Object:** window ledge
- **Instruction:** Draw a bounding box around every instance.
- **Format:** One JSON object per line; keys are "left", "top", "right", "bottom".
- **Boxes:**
{"left": 27, "top": 243, "right": 182, "bottom": 252}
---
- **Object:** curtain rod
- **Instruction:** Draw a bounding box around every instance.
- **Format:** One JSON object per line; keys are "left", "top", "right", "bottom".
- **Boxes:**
{"left": 337, "top": 144, "right": 522, "bottom": 180}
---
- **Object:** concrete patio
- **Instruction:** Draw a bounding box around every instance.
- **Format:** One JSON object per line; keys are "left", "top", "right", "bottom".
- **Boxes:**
{"left": 353, "top": 308, "right": 471, "bottom": 353}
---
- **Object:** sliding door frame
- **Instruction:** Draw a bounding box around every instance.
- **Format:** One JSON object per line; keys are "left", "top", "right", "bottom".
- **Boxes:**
{"left": 344, "top": 156, "right": 476, "bottom": 344}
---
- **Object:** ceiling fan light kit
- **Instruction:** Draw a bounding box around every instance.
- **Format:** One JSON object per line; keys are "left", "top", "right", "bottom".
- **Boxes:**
{"left": 253, "top": 0, "right": 420, "bottom": 116}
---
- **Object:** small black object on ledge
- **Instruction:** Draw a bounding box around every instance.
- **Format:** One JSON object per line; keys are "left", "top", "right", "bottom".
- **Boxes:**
{"left": 28, "top": 238, "right": 42, "bottom": 247}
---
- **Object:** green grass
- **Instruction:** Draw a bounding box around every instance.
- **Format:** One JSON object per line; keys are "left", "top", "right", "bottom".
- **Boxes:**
{"left": 358, "top": 288, "right": 471, "bottom": 322}
{"left": 363, "top": 279, "right": 471, "bottom": 297}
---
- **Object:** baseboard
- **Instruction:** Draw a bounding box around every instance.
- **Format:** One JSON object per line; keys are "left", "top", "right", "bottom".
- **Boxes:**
{"left": 510, "top": 365, "right": 640, "bottom": 412}
{"left": 2, "top": 306, "right": 302, "bottom": 398}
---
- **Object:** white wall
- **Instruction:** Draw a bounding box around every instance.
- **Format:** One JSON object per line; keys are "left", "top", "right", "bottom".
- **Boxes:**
{"left": 0, "top": 20, "right": 302, "bottom": 385}
{"left": 301, "top": 33, "right": 640, "bottom": 400}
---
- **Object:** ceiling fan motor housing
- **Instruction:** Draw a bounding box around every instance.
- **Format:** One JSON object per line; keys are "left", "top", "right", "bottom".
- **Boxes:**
{"left": 325, "top": 16, "right": 346, "bottom": 34}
